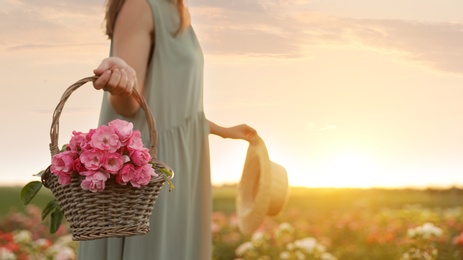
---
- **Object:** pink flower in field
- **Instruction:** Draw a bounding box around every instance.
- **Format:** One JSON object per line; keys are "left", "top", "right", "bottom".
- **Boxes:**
{"left": 34, "top": 238, "right": 52, "bottom": 249}
{"left": 127, "top": 130, "right": 144, "bottom": 151}
{"left": 109, "top": 119, "right": 133, "bottom": 144}
{"left": 211, "top": 223, "right": 220, "bottom": 233}
{"left": 54, "top": 246, "right": 76, "bottom": 260}
{"left": 57, "top": 174, "right": 71, "bottom": 185}
{"left": 116, "top": 164, "right": 137, "bottom": 185}
{"left": 51, "top": 151, "right": 77, "bottom": 176}
{"left": 0, "top": 248, "right": 15, "bottom": 259}
{"left": 130, "top": 148, "right": 152, "bottom": 166}
{"left": 81, "top": 170, "right": 110, "bottom": 192}
{"left": 91, "top": 125, "right": 121, "bottom": 153}
{"left": 103, "top": 152, "right": 124, "bottom": 174}
{"left": 453, "top": 232, "right": 463, "bottom": 246}
{"left": 68, "top": 131, "right": 87, "bottom": 152}
{"left": 229, "top": 214, "right": 239, "bottom": 228}
{"left": 80, "top": 149, "right": 105, "bottom": 171}
{"left": 131, "top": 164, "right": 155, "bottom": 188}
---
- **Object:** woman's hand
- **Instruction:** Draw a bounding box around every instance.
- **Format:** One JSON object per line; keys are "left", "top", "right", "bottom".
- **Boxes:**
{"left": 92, "top": 57, "right": 140, "bottom": 117}
{"left": 208, "top": 121, "right": 258, "bottom": 142}
{"left": 225, "top": 124, "right": 258, "bottom": 142}
{"left": 93, "top": 57, "right": 137, "bottom": 96}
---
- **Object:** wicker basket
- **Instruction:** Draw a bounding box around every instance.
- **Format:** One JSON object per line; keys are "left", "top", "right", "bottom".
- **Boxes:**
{"left": 41, "top": 76, "right": 173, "bottom": 241}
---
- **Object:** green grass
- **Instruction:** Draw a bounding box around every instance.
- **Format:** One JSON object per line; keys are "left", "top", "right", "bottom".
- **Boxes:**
{"left": 213, "top": 185, "right": 463, "bottom": 215}
{"left": 2, "top": 185, "right": 463, "bottom": 218}
{"left": 285, "top": 187, "right": 463, "bottom": 211}
{"left": 212, "top": 185, "right": 238, "bottom": 214}
{"left": 0, "top": 186, "right": 54, "bottom": 218}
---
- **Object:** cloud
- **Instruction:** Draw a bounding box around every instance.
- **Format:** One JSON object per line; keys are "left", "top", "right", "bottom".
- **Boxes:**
{"left": 191, "top": 0, "right": 264, "bottom": 12}
{"left": 2, "top": 0, "right": 461, "bottom": 75}
{"left": 11, "top": 0, "right": 104, "bottom": 15}
{"left": 190, "top": 0, "right": 463, "bottom": 75}
{"left": 191, "top": 6, "right": 305, "bottom": 58}
{"left": 295, "top": 14, "right": 463, "bottom": 75}
{"left": 0, "top": 0, "right": 106, "bottom": 50}
{"left": 257, "top": 0, "right": 312, "bottom": 13}
{"left": 7, "top": 42, "right": 106, "bottom": 51}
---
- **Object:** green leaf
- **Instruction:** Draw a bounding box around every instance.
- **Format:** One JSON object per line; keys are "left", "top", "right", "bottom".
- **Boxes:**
{"left": 160, "top": 168, "right": 173, "bottom": 177}
{"left": 33, "top": 169, "right": 47, "bottom": 177}
{"left": 20, "top": 181, "right": 42, "bottom": 205}
{"left": 42, "top": 200, "right": 59, "bottom": 220}
{"left": 160, "top": 168, "right": 175, "bottom": 192}
{"left": 50, "top": 208, "right": 64, "bottom": 234}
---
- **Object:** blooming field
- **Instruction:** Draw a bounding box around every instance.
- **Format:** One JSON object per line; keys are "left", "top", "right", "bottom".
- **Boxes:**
{"left": 0, "top": 206, "right": 76, "bottom": 259}
{"left": 2, "top": 187, "right": 463, "bottom": 259}
{"left": 212, "top": 187, "right": 463, "bottom": 260}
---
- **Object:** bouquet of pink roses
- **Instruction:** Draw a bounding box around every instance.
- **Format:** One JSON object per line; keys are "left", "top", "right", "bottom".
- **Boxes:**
{"left": 51, "top": 119, "right": 158, "bottom": 192}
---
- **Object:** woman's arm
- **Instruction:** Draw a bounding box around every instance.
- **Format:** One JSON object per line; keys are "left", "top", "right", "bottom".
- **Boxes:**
{"left": 208, "top": 120, "right": 257, "bottom": 142}
{"left": 93, "top": 0, "right": 154, "bottom": 118}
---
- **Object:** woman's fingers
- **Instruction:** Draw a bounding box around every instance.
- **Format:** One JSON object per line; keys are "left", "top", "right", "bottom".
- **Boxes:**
{"left": 92, "top": 57, "right": 137, "bottom": 96}
{"left": 93, "top": 58, "right": 112, "bottom": 76}
{"left": 243, "top": 125, "right": 258, "bottom": 141}
{"left": 93, "top": 70, "right": 112, "bottom": 90}
{"left": 105, "top": 68, "right": 122, "bottom": 91}
{"left": 227, "top": 124, "right": 258, "bottom": 141}
{"left": 113, "top": 69, "right": 133, "bottom": 96}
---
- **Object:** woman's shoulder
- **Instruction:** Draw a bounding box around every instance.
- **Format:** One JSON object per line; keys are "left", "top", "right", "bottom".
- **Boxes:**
{"left": 115, "top": 0, "right": 154, "bottom": 36}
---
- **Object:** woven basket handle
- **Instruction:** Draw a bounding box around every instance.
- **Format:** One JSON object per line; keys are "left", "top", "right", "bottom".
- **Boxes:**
{"left": 49, "top": 75, "right": 158, "bottom": 159}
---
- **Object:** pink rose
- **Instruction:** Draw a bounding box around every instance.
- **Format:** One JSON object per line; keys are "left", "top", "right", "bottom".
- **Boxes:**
{"left": 131, "top": 164, "right": 154, "bottom": 188}
{"left": 130, "top": 148, "right": 152, "bottom": 166}
{"left": 51, "top": 151, "right": 77, "bottom": 176}
{"left": 116, "top": 164, "right": 137, "bottom": 185}
{"left": 86, "top": 128, "right": 96, "bottom": 140}
{"left": 79, "top": 129, "right": 95, "bottom": 151}
{"left": 68, "top": 131, "right": 87, "bottom": 152}
{"left": 127, "top": 130, "right": 144, "bottom": 151}
{"left": 103, "top": 152, "right": 124, "bottom": 174}
{"left": 80, "top": 170, "right": 110, "bottom": 192}
{"left": 79, "top": 170, "right": 96, "bottom": 177}
{"left": 80, "top": 149, "right": 105, "bottom": 171}
{"left": 57, "top": 173, "right": 72, "bottom": 185}
{"left": 91, "top": 125, "right": 121, "bottom": 153}
{"left": 109, "top": 119, "right": 133, "bottom": 145}
{"left": 73, "top": 158, "right": 86, "bottom": 173}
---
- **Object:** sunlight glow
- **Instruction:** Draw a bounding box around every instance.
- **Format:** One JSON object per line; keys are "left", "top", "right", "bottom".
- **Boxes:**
{"left": 315, "top": 150, "right": 380, "bottom": 188}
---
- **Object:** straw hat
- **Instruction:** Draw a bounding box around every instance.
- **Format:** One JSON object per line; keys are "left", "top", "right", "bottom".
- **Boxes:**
{"left": 236, "top": 136, "right": 289, "bottom": 235}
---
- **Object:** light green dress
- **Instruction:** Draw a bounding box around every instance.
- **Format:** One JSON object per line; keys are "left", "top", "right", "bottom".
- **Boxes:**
{"left": 77, "top": 0, "right": 212, "bottom": 259}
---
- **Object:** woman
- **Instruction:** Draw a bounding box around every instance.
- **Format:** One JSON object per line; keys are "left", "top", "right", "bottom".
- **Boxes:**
{"left": 77, "top": 0, "right": 256, "bottom": 259}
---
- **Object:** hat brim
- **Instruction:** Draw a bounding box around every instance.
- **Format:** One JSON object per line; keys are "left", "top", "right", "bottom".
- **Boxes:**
{"left": 236, "top": 137, "right": 271, "bottom": 235}
{"left": 267, "top": 161, "right": 289, "bottom": 216}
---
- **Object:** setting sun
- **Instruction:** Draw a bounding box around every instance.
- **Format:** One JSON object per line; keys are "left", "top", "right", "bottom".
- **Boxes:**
{"left": 317, "top": 150, "right": 378, "bottom": 188}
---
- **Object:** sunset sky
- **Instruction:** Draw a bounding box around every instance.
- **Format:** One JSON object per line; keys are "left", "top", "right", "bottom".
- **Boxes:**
{"left": 1, "top": 0, "right": 462, "bottom": 188}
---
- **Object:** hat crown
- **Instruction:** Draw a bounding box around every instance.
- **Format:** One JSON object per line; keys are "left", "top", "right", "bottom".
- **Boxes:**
{"left": 237, "top": 136, "right": 289, "bottom": 235}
